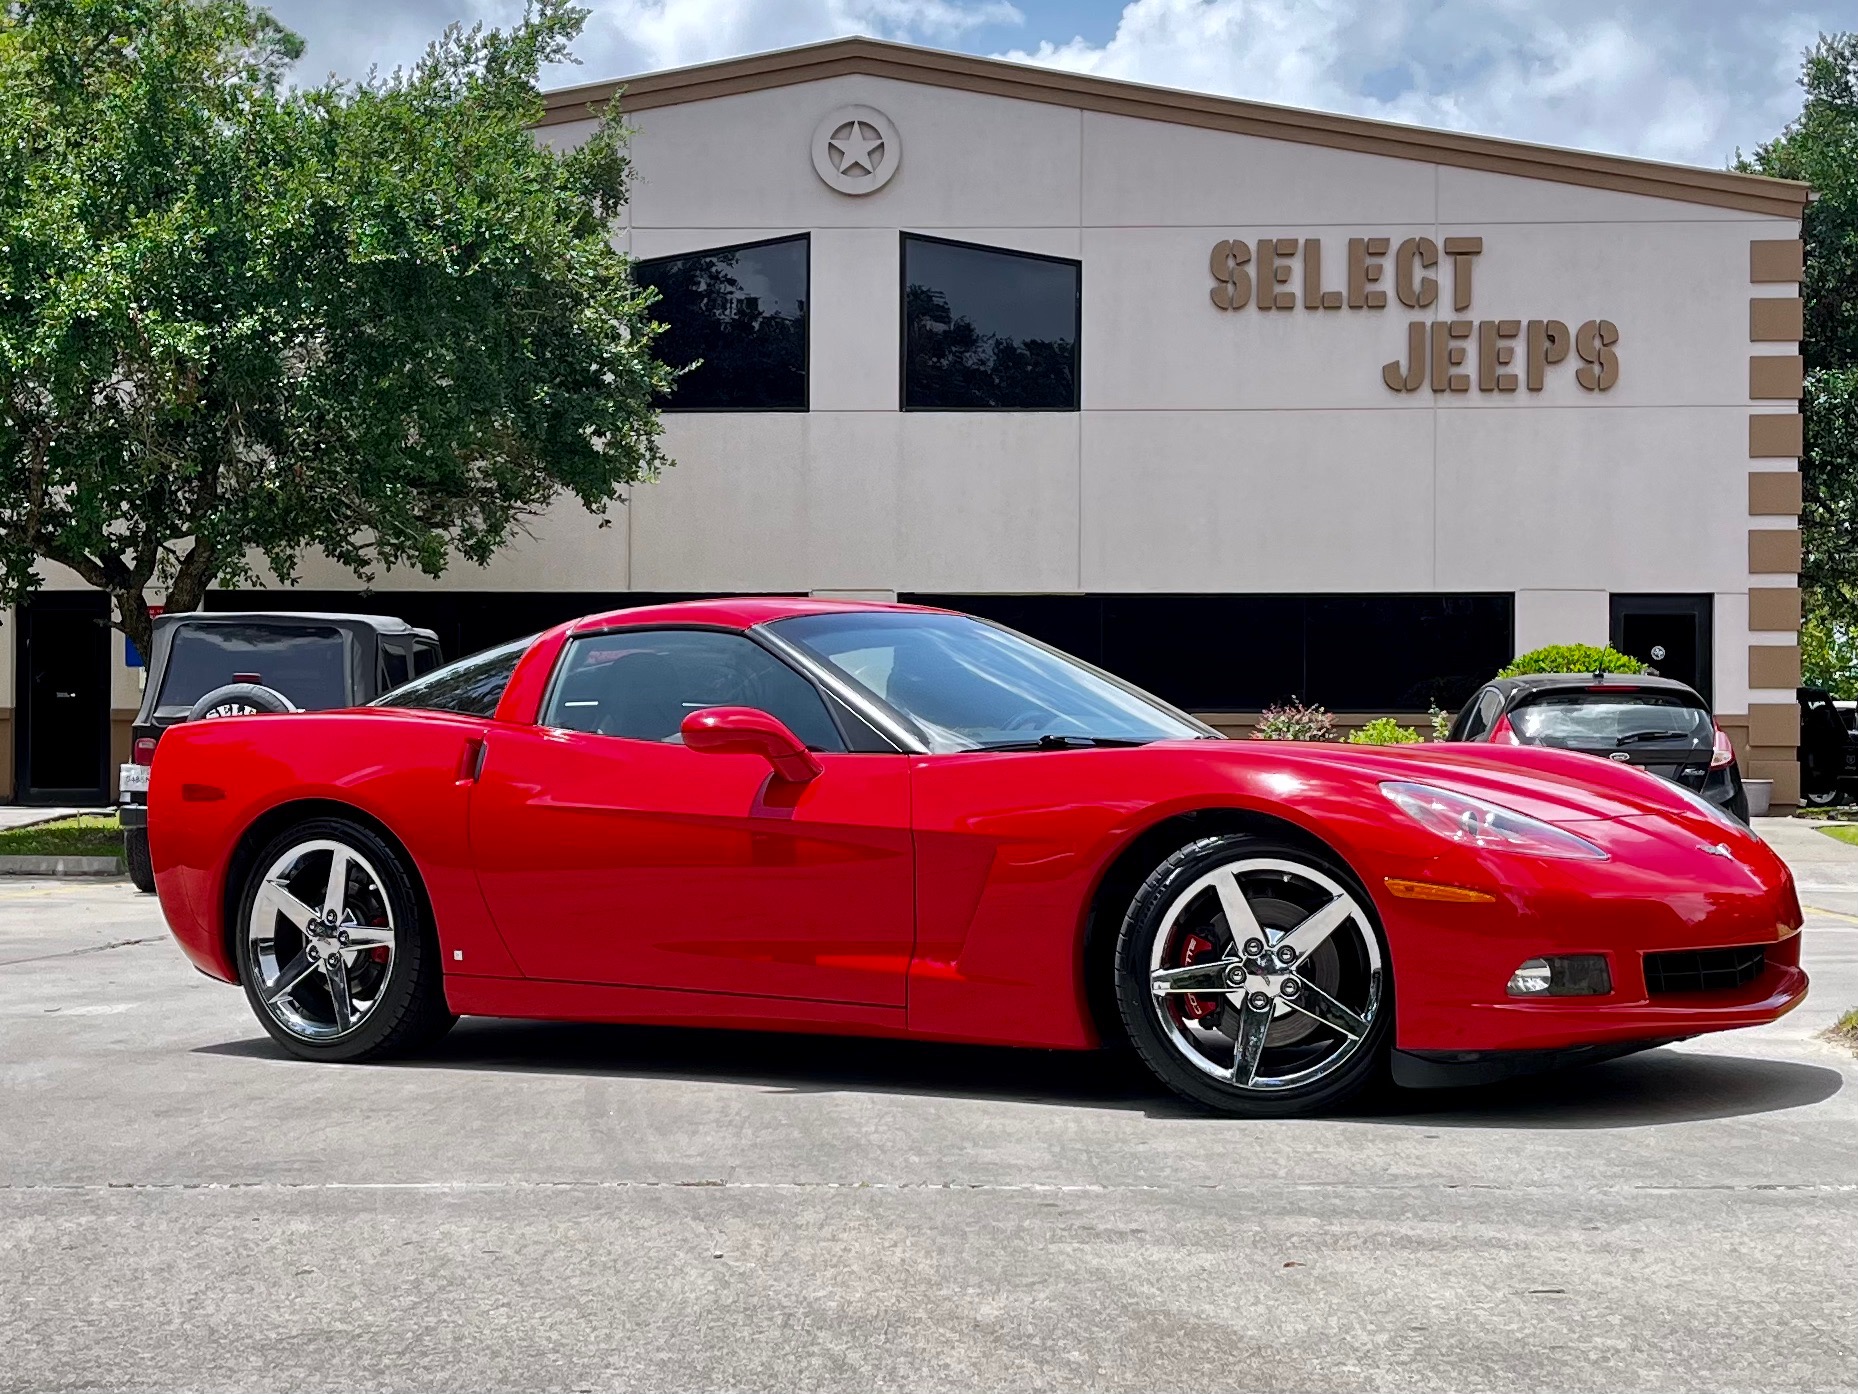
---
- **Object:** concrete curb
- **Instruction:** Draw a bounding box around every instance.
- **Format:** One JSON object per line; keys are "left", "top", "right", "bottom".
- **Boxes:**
{"left": 0, "top": 855, "right": 125, "bottom": 878}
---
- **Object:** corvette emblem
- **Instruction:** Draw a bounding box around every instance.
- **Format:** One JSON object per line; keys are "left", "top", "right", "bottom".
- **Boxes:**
{"left": 1699, "top": 843, "right": 1732, "bottom": 859}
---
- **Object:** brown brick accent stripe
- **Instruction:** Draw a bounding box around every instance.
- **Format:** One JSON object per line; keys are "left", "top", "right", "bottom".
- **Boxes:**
{"left": 1749, "top": 471, "right": 1803, "bottom": 516}
{"left": 1749, "top": 645, "right": 1803, "bottom": 690}
{"left": 1750, "top": 240, "right": 1806, "bottom": 282}
{"left": 1749, "top": 702, "right": 1801, "bottom": 748}
{"left": 1748, "top": 586, "right": 1802, "bottom": 632}
{"left": 1750, "top": 355, "right": 1805, "bottom": 399}
{"left": 1749, "top": 529, "right": 1802, "bottom": 574}
{"left": 1750, "top": 297, "right": 1805, "bottom": 341}
{"left": 1749, "top": 413, "right": 1804, "bottom": 457}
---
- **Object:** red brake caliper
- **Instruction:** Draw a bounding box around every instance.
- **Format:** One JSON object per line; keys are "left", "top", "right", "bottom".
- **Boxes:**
{"left": 1179, "top": 933, "right": 1220, "bottom": 1019}
{"left": 369, "top": 916, "right": 390, "bottom": 964}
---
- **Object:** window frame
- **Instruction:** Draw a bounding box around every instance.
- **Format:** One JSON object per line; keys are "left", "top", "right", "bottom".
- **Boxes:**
{"left": 536, "top": 623, "right": 888, "bottom": 754}
{"left": 635, "top": 232, "right": 812, "bottom": 414}
{"left": 898, "top": 231, "right": 1083, "bottom": 414}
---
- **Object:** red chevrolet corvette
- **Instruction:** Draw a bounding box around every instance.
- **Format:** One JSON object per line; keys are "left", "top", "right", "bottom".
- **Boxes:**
{"left": 149, "top": 598, "right": 1807, "bottom": 1116}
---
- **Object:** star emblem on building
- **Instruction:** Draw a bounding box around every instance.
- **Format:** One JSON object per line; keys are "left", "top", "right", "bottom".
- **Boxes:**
{"left": 828, "top": 120, "right": 884, "bottom": 177}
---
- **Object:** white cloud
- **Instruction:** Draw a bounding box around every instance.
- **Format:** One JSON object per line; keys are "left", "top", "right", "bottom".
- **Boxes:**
{"left": 265, "top": 0, "right": 1836, "bottom": 168}
{"left": 995, "top": 0, "right": 1834, "bottom": 168}
{"left": 268, "top": 0, "right": 1022, "bottom": 87}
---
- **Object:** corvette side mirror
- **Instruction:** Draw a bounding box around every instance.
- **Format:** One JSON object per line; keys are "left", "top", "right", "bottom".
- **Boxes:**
{"left": 681, "top": 706, "right": 823, "bottom": 783}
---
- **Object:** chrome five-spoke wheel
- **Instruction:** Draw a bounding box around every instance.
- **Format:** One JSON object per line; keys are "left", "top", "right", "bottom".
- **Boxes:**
{"left": 246, "top": 838, "right": 398, "bottom": 1042}
{"left": 236, "top": 818, "right": 454, "bottom": 1062}
{"left": 1116, "top": 836, "right": 1391, "bottom": 1116}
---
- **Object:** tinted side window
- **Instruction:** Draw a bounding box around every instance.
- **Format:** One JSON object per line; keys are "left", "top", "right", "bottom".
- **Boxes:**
{"left": 635, "top": 236, "right": 808, "bottom": 411}
{"left": 372, "top": 635, "right": 533, "bottom": 717}
{"left": 543, "top": 630, "right": 843, "bottom": 751}
{"left": 380, "top": 646, "right": 411, "bottom": 692}
{"left": 1458, "top": 689, "right": 1503, "bottom": 740}
{"left": 902, "top": 235, "right": 1079, "bottom": 411}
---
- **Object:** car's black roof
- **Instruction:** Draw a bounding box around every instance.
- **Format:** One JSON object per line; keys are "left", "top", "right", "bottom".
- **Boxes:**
{"left": 154, "top": 610, "right": 433, "bottom": 638}
{"left": 1485, "top": 672, "right": 1705, "bottom": 702}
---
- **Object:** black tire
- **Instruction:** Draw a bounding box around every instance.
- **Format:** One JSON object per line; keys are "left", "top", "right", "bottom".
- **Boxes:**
{"left": 1114, "top": 834, "right": 1393, "bottom": 1118}
{"left": 124, "top": 826, "right": 155, "bottom": 894}
{"left": 188, "top": 683, "right": 297, "bottom": 722}
{"left": 233, "top": 817, "right": 455, "bottom": 1063}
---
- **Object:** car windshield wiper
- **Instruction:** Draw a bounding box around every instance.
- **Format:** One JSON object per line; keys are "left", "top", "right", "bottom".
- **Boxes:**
{"left": 972, "top": 734, "right": 1151, "bottom": 751}
{"left": 1614, "top": 729, "right": 1700, "bottom": 746}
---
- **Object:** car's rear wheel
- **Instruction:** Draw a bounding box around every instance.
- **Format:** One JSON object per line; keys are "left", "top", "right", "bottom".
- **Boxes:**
{"left": 124, "top": 827, "right": 154, "bottom": 894}
{"left": 233, "top": 818, "right": 454, "bottom": 1062}
{"left": 1114, "top": 835, "right": 1392, "bottom": 1117}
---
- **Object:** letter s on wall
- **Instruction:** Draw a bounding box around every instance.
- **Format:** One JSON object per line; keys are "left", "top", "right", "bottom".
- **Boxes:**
{"left": 1209, "top": 239, "right": 1252, "bottom": 310}
{"left": 1575, "top": 319, "right": 1620, "bottom": 391}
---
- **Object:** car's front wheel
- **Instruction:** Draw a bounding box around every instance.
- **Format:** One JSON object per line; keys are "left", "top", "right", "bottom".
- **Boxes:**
{"left": 233, "top": 818, "right": 454, "bottom": 1062}
{"left": 1114, "top": 835, "right": 1392, "bottom": 1117}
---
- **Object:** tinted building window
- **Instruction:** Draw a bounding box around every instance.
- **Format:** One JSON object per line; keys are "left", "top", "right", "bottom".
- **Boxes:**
{"left": 636, "top": 236, "right": 808, "bottom": 411}
{"left": 902, "top": 235, "right": 1080, "bottom": 410}
{"left": 904, "top": 594, "right": 1514, "bottom": 713}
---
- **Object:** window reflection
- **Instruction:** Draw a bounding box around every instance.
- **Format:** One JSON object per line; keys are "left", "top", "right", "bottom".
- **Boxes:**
{"left": 902, "top": 235, "right": 1080, "bottom": 410}
{"left": 637, "top": 236, "right": 809, "bottom": 411}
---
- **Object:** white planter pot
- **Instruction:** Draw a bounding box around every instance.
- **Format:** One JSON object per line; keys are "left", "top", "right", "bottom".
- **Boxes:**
{"left": 1744, "top": 778, "right": 1774, "bottom": 818}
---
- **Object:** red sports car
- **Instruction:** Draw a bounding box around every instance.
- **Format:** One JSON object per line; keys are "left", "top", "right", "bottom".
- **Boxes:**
{"left": 149, "top": 599, "right": 1808, "bottom": 1116}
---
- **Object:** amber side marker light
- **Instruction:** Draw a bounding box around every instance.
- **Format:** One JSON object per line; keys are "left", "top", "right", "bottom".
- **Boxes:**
{"left": 1382, "top": 878, "right": 1496, "bottom": 904}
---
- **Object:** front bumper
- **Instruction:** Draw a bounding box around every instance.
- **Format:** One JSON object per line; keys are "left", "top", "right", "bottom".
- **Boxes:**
{"left": 1376, "top": 813, "right": 1807, "bottom": 1054}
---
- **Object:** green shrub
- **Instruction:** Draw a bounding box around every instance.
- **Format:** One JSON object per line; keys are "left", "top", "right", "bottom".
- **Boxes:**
{"left": 1347, "top": 717, "right": 1422, "bottom": 746}
{"left": 1250, "top": 700, "right": 1337, "bottom": 741}
{"left": 1497, "top": 644, "right": 1645, "bottom": 679}
{"left": 1428, "top": 703, "right": 1453, "bottom": 741}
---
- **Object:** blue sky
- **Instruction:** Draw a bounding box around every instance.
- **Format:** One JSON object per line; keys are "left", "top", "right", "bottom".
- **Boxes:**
{"left": 263, "top": 1, "right": 1849, "bottom": 169}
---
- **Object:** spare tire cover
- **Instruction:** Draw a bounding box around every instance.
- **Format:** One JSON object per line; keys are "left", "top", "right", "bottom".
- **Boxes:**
{"left": 186, "top": 683, "right": 299, "bottom": 722}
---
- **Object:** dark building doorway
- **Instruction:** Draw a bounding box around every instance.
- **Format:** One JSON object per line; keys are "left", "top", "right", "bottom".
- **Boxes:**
{"left": 14, "top": 592, "right": 111, "bottom": 804}
{"left": 1611, "top": 594, "right": 1713, "bottom": 704}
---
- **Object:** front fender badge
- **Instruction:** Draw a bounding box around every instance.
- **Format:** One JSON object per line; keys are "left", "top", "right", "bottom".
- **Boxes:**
{"left": 1699, "top": 843, "right": 1733, "bottom": 859}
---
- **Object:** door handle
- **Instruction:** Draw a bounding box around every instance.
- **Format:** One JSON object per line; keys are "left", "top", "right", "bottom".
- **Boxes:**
{"left": 457, "top": 737, "right": 488, "bottom": 783}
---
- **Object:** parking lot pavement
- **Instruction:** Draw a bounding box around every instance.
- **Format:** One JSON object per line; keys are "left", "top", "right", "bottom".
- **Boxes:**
{"left": 3, "top": 834, "right": 1857, "bottom": 1394}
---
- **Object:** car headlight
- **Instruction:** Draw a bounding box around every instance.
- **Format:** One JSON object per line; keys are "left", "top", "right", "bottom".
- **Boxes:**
{"left": 1380, "top": 781, "right": 1608, "bottom": 860}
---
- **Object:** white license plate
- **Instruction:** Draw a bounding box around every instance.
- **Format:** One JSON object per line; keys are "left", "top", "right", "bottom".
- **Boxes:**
{"left": 118, "top": 763, "right": 149, "bottom": 797}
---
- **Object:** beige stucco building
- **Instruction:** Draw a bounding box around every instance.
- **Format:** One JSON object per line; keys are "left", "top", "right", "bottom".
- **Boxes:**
{"left": 1, "top": 38, "right": 1810, "bottom": 806}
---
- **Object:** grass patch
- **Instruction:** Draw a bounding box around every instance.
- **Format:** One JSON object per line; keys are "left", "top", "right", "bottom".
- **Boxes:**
{"left": 1815, "top": 825, "right": 1858, "bottom": 848}
{"left": 1826, "top": 1009, "right": 1858, "bottom": 1056}
{"left": 0, "top": 814, "right": 123, "bottom": 859}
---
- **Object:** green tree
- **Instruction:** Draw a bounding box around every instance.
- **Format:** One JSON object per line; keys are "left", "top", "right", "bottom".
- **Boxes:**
{"left": 0, "top": 0, "right": 669, "bottom": 655}
{"left": 1739, "top": 34, "right": 1858, "bottom": 626}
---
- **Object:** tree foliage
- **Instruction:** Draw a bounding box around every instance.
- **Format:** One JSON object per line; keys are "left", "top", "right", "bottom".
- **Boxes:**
{"left": 0, "top": 0, "right": 670, "bottom": 652}
{"left": 1740, "top": 33, "right": 1858, "bottom": 618}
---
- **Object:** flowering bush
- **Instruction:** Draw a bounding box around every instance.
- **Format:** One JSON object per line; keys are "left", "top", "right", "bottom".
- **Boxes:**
{"left": 1347, "top": 717, "right": 1422, "bottom": 746}
{"left": 1250, "top": 700, "right": 1337, "bottom": 741}
{"left": 1428, "top": 704, "right": 1453, "bottom": 741}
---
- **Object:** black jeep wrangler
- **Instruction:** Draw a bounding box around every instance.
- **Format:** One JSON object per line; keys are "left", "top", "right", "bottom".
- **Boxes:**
{"left": 119, "top": 612, "right": 441, "bottom": 891}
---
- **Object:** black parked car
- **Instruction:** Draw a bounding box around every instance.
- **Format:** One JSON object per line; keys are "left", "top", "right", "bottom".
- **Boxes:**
{"left": 1447, "top": 673, "right": 1748, "bottom": 823}
{"left": 1798, "top": 686, "right": 1858, "bottom": 808}
{"left": 118, "top": 612, "right": 441, "bottom": 891}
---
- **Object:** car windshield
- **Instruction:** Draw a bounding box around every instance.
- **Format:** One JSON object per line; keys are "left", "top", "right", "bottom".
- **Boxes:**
{"left": 767, "top": 611, "right": 1213, "bottom": 752}
{"left": 370, "top": 634, "right": 534, "bottom": 717}
{"left": 1511, "top": 692, "right": 1712, "bottom": 748}
{"left": 156, "top": 624, "right": 349, "bottom": 713}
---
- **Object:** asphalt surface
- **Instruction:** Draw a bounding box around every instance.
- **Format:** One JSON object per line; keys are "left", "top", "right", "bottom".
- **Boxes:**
{"left": 3, "top": 819, "right": 1856, "bottom": 1393}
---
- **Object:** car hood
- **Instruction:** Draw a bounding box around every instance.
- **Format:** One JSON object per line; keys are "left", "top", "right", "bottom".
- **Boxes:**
{"left": 1161, "top": 737, "right": 1753, "bottom": 839}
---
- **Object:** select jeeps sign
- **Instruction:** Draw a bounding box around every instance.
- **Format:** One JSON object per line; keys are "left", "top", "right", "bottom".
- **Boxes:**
{"left": 1207, "top": 235, "right": 1619, "bottom": 394}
